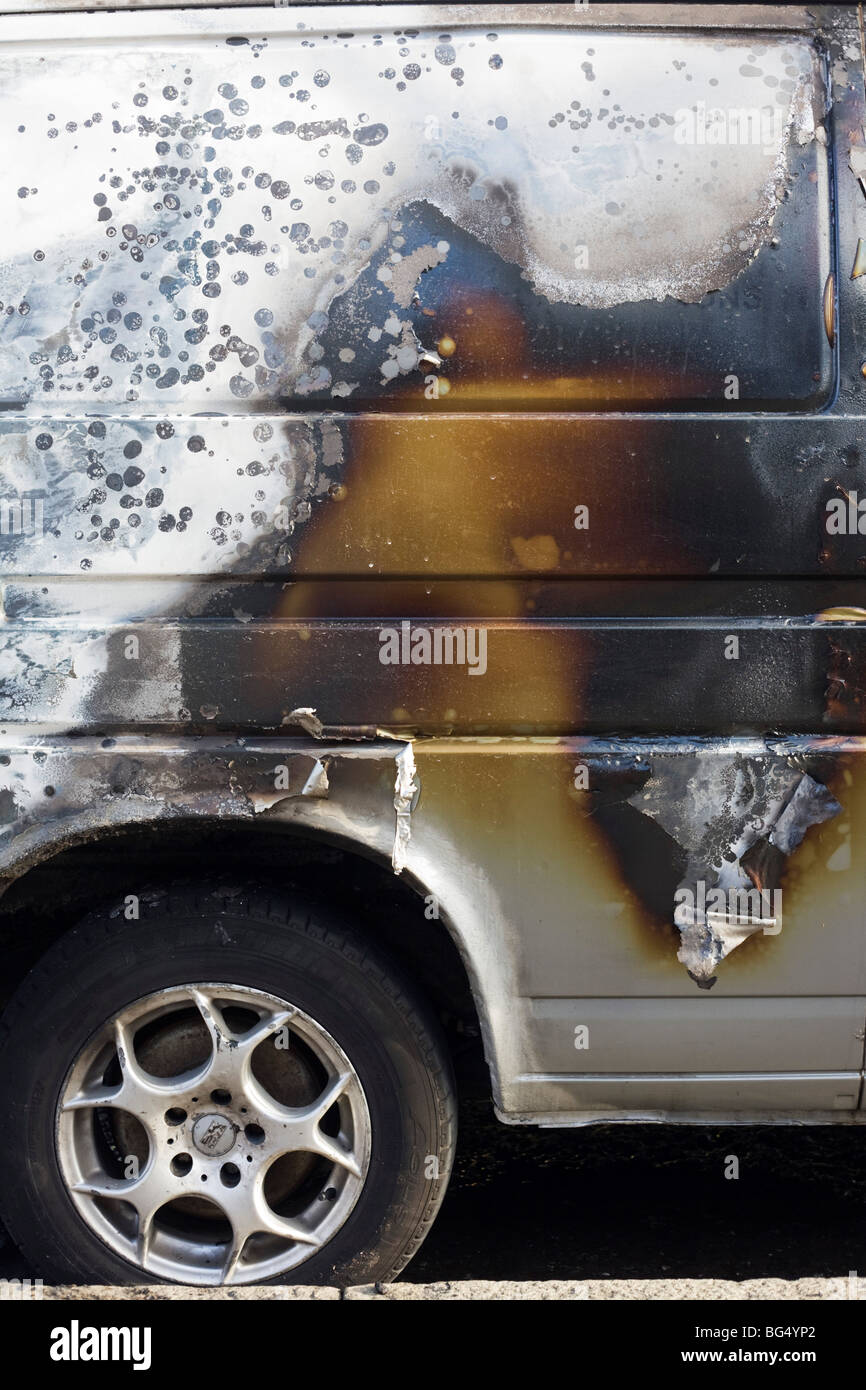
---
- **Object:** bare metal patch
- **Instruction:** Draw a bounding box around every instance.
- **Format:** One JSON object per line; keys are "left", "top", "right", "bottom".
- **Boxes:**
{"left": 392, "top": 741, "right": 418, "bottom": 874}
{"left": 387, "top": 242, "right": 450, "bottom": 309}
{"left": 629, "top": 754, "right": 842, "bottom": 988}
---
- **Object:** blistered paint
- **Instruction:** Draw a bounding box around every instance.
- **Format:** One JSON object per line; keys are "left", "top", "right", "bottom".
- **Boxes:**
{"left": 0, "top": 22, "right": 821, "bottom": 412}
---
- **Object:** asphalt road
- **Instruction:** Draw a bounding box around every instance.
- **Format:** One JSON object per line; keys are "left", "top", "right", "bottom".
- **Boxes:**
{"left": 3, "top": 1102, "right": 865, "bottom": 1284}
{"left": 406, "top": 1103, "right": 866, "bottom": 1283}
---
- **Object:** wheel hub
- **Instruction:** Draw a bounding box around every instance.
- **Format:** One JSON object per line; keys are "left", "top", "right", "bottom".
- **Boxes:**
{"left": 191, "top": 1114, "right": 237, "bottom": 1157}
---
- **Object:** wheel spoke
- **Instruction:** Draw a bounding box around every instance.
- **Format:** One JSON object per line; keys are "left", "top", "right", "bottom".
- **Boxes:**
{"left": 235, "top": 1008, "right": 295, "bottom": 1058}
{"left": 189, "top": 988, "right": 231, "bottom": 1058}
{"left": 296, "top": 1072, "right": 363, "bottom": 1177}
{"left": 246, "top": 1069, "right": 363, "bottom": 1178}
{"left": 190, "top": 989, "right": 294, "bottom": 1081}
{"left": 221, "top": 1228, "right": 249, "bottom": 1285}
{"left": 210, "top": 1183, "right": 323, "bottom": 1283}
{"left": 61, "top": 1083, "right": 126, "bottom": 1113}
{"left": 63, "top": 1015, "right": 209, "bottom": 1116}
{"left": 306, "top": 1129, "right": 363, "bottom": 1180}
{"left": 250, "top": 1182, "right": 323, "bottom": 1248}
{"left": 61, "top": 1062, "right": 153, "bottom": 1120}
{"left": 114, "top": 1017, "right": 150, "bottom": 1090}
{"left": 137, "top": 1208, "right": 156, "bottom": 1265}
{"left": 307, "top": 1070, "right": 352, "bottom": 1124}
{"left": 72, "top": 1174, "right": 141, "bottom": 1201}
{"left": 74, "top": 1161, "right": 170, "bottom": 1244}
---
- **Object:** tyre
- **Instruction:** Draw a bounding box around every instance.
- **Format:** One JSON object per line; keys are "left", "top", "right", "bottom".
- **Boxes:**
{"left": 0, "top": 884, "right": 457, "bottom": 1286}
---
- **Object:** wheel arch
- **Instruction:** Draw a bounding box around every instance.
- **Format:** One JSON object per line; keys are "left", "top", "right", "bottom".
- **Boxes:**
{"left": 0, "top": 812, "right": 497, "bottom": 1103}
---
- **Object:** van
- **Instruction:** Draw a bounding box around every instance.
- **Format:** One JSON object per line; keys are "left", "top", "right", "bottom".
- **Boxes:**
{"left": 0, "top": 2, "right": 863, "bottom": 1287}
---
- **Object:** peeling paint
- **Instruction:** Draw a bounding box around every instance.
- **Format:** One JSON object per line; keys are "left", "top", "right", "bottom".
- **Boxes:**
{"left": 281, "top": 708, "right": 324, "bottom": 738}
{"left": 387, "top": 243, "right": 450, "bottom": 310}
{"left": 848, "top": 136, "right": 866, "bottom": 195}
{"left": 392, "top": 740, "right": 418, "bottom": 874}
{"left": 628, "top": 754, "right": 843, "bottom": 988}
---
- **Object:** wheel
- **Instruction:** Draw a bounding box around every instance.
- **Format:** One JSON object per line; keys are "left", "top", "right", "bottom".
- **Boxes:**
{"left": 0, "top": 884, "right": 456, "bottom": 1286}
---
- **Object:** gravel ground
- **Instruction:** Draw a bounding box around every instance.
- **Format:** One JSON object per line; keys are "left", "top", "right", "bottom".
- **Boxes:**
{"left": 12, "top": 1279, "right": 857, "bottom": 1299}
{"left": 3, "top": 1101, "right": 865, "bottom": 1288}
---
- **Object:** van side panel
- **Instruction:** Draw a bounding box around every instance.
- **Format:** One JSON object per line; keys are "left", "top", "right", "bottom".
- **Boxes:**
{"left": 1, "top": 5, "right": 865, "bottom": 1119}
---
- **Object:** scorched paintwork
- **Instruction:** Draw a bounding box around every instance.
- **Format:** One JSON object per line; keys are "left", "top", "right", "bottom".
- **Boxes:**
{"left": 0, "top": 4, "right": 865, "bottom": 1123}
